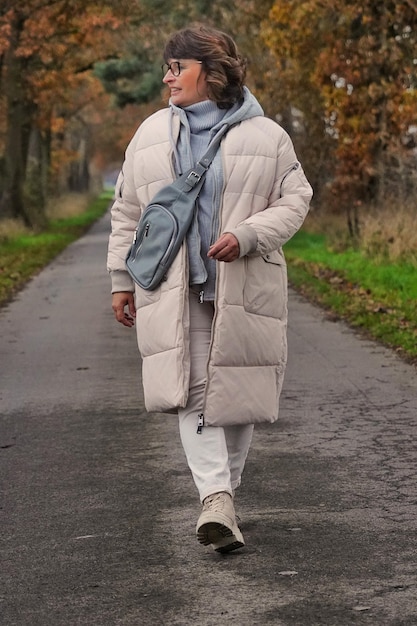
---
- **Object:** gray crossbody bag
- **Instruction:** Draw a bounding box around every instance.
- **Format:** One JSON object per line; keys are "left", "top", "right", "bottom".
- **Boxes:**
{"left": 125, "top": 123, "right": 232, "bottom": 291}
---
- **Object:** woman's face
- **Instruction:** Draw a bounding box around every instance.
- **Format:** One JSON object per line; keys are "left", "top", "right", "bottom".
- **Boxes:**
{"left": 162, "top": 58, "right": 209, "bottom": 107}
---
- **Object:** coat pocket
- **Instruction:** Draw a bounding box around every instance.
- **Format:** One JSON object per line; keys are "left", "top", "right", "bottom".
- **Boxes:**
{"left": 243, "top": 252, "right": 287, "bottom": 319}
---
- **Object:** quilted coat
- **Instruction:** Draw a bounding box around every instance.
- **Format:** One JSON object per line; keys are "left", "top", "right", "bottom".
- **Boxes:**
{"left": 107, "top": 102, "right": 313, "bottom": 426}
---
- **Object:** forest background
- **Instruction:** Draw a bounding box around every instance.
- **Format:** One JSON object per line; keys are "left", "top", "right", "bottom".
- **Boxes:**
{"left": 0, "top": 0, "right": 416, "bottom": 361}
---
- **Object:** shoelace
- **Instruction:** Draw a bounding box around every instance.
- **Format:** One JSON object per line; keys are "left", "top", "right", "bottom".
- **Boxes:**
{"left": 203, "top": 492, "right": 228, "bottom": 512}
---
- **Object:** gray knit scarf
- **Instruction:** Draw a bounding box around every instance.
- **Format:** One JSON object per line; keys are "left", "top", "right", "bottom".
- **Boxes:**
{"left": 169, "top": 100, "right": 238, "bottom": 299}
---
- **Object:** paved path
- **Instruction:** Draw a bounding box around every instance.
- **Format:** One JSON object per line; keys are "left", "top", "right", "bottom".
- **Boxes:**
{"left": 1, "top": 212, "right": 416, "bottom": 625}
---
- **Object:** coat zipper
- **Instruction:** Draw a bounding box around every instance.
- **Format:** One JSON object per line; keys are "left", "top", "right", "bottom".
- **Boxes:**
{"left": 197, "top": 167, "right": 225, "bottom": 431}
{"left": 280, "top": 162, "right": 300, "bottom": 194}
{"left": 197, "top": 413, "right": 204, "bottom": 434}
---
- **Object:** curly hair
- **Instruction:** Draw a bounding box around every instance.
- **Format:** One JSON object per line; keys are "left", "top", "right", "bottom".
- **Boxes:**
{"left": 163, "top": 25, "right": 247, "bottom": 109}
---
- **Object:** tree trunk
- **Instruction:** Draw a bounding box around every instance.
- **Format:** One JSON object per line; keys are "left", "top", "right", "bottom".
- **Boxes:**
{"left": 0, "top": 10, "right": 44, "bottom": 228}
{"left": 0, "top": 91, "right": 30, "bottom": 222}
{"left": 68, "top": 134, "right": 91, "bottom": 193}
{"left": 23, "top": 127, "right": 48, "bottom": 229}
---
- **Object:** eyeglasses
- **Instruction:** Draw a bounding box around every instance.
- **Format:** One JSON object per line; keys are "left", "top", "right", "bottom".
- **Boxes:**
{"left": 161, "top": 61, "right": 202, "bottom": 77}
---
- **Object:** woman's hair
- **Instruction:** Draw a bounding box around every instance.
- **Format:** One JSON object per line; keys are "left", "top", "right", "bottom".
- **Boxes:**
{"left": 163, "top": 25, "right": 247, "bottom": 109}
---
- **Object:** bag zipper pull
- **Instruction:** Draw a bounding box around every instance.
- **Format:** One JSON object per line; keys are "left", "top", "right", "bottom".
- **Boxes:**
{"left": 197, "top": 413, "right": 204, "bottom": 434}
{"left": 144, "top": 223, "right": 150, "bottom": 237}
{"left": 199, "top": 290, "right": 204, "bottom": 304}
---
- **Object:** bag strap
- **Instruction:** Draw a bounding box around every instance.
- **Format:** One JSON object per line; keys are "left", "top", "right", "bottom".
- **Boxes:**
{"left": 183, "top": 123, "right": 232, "bottom": 192}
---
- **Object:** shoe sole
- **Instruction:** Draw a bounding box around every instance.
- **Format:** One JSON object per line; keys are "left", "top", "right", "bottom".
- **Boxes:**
{"left": 197, "top": 521, "right": 245, "bottom": 553}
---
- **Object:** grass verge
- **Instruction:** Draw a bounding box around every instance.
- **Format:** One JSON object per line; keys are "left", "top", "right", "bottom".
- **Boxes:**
{"left": 0, "top": 191, "right": 112, "bottom": 307}
{"left": 284, "top": 230, "right": 417, "bottom": 365}
{"left": 1, "top": 198, "right": 416, "bottom": 366}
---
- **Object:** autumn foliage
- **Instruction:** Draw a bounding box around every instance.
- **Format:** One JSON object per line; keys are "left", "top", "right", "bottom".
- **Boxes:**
{"left": 0, "top": 0, "right": 126, "bottom": 226}
{"left": 264, "top": 0, "right": 417, "bottom": 227}
{"left": 0, "top": 0, "right": 416, "bottom": 231}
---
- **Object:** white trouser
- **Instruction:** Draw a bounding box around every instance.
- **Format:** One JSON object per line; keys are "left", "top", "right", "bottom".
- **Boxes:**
{"left": 178, "top": 292, "right": 254, "bottom": 502}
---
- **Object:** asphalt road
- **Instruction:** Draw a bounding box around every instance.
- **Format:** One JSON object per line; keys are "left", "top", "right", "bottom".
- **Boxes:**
{"left": 1, "top": 212, "right": 417, "bottom": 626}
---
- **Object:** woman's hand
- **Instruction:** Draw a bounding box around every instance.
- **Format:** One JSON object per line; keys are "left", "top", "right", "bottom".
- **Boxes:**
{"left": 112, "top": 292, "right": 136, "bottom": 327}
{"left": 207, "top": 232, "right": 240, "bottom": 263}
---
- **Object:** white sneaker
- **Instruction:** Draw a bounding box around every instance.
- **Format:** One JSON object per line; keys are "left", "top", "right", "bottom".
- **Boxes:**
{"left": 196, "top": 491, "right": 245, "bottom": 553}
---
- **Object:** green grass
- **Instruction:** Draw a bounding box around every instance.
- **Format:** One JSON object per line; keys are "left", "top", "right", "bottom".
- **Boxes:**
{"left": 1, "top": 201, "right": 416, "bottom": 365}
{"left": 0, "top": 191, "right": 112, "bottom": 306}
{"left": 284, "top": 230, "right": 417, "bottom": 364}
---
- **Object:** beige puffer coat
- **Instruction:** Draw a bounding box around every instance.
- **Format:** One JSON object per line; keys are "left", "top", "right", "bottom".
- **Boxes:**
{"left": 107, "top": 107, "right": 312, "bottom": 426}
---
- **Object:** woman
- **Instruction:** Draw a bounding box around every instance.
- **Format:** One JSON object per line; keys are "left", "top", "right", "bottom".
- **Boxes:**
{"left": 107, "top": 25, "right": 313, "bottom": 553}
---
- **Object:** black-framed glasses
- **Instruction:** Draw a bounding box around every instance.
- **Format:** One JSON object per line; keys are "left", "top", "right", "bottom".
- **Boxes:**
{"left": 161, "top": 61, "right": 202, "bottom": 77}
